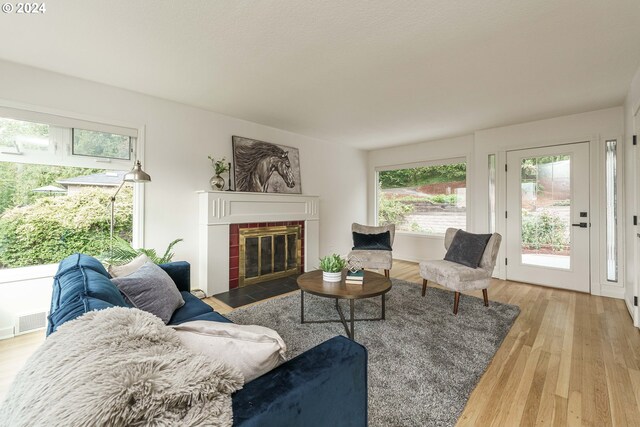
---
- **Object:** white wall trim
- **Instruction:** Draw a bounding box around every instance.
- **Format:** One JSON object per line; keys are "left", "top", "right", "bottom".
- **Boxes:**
{"left": 601, "top": 284, "right": 626, "bottom": 300}
{"left": 0, "top": 97, "right": 143, "bottom": 133}
{"left": 633, "top": 98, "right": 640, "bottom": 118}
{"left": 0, "top": 326, "right": 14, "bottom": 340}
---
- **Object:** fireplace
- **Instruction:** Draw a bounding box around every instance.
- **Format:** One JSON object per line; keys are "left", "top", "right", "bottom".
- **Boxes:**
{"left": 198, "top": 191, "right": 319, "bottom": 295}
{"left": 229, "top": 221, "right": 305, "bottom": 289}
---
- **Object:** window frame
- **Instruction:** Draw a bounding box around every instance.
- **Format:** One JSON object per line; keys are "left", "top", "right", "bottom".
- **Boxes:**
{"left": 0, "top": 105, "right": 145, "bottom": 284}
{"left": 374, "top": 156, "right": 468, "bottom": 237}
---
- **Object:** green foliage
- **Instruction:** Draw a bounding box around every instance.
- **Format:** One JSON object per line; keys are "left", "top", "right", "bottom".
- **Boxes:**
{"left": 208, "top": 156, "right": 230, "bottom": 175}
{"left": 319, "top": 253, "right": 347, "bottom": 272}
{"left": 380, "top": 194, "right": 458, "bottom": 205}
{"left": 521, "top": 210, "right": 568, "bottom": 251}
{"left": 0, "top": 162, "right": 102, "bottom": 215}
{"left": 99, "top": 237, "right": 183, "bottom": 266}
{"left": 378, "top": 163, "right": 466, "bottom": 189}
{"left": 0, "top": 118, "right": 49, "bottom": 152}
{"left": 0, "top": 187, "right": 132, "bottom": 268}
{"left": 427, "top": 194, "right": 457, "bottom": 204}
{"left": 378, "top": 197, "right": 414, "bottom": 226}
{"left": 409, "top": 222, "right": 432, "bottom": 233}
{"left": 73, "top": 129, "right": 130, "bottom": 159}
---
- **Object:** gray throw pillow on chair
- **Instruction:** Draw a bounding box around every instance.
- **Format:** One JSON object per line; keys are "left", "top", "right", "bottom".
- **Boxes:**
{"left": 111, "top": 261, "right": 185, "bottom": 323}
{"left": 444, "top": 230, "right": 492, "bottom": 268}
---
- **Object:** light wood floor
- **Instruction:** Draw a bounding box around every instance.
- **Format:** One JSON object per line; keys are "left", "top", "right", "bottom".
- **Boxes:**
{"left": 1, "top": 260, "right": 639, "bottom": 426}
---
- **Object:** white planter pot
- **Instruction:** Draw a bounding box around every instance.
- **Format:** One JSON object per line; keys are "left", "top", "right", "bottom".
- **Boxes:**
{"left": 322, "top": 271, "right": 342, "bottom": 282}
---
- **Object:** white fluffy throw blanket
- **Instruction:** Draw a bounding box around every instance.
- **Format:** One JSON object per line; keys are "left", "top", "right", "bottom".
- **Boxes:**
{"left": 0, "top": 307, "right": 244, "bottom": 427}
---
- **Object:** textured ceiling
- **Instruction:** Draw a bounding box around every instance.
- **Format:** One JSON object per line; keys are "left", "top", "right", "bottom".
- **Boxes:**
{"left": 0, "top": 0, "right": 639, "bottom": 149}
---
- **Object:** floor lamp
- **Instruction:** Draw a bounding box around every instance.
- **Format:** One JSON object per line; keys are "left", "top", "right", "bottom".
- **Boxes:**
{"left": 110, "top": 160, "right": 151, "bottom": 259}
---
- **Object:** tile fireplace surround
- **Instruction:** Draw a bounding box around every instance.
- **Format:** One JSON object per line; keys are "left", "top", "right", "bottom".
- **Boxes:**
{"left": 198, "top": 191, "right": 320, "bottom": 296}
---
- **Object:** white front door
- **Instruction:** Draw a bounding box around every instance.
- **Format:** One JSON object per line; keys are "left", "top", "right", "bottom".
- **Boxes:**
{"left": 506, "top": 143, "right": 590, "bottom": 292}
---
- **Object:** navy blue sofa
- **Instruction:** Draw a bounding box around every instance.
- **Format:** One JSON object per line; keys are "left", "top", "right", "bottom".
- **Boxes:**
{"left": 48, "top": 254, "right": 368, "bottom": 427}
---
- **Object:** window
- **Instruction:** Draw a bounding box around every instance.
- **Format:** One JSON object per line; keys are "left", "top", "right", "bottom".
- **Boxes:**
{"left": 377, "top": 160, "right": 466, "bottom": 235}
{"left": 0, "top": 111, "right": 139, "bottom": 276}
{"left": 605, "top": 139, "right": 618, "bottom": 282}
{"left": 72, "top": 128, "right": 131, "bottom": 160}
{"left": 0, "top": 117, "right": 51, "bottom": 155}
{"left": 488, "top": 154, "right": 496, "bottom": 233}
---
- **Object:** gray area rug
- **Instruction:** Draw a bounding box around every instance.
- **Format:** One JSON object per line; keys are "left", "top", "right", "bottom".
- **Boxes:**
{"left": 226, "top": 279, "right": 520, "bottom": 427}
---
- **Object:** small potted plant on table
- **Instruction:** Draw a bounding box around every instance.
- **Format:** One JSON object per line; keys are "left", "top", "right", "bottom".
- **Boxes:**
{"left": 319, "top": 253, "right": 347, "bottom": 282}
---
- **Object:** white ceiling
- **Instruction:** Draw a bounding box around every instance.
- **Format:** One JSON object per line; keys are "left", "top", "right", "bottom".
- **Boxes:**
{"left": 1, "top": 0, "right": 639, "bottom": 149}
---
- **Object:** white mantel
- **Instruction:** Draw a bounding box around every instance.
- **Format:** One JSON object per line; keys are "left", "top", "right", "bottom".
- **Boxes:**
{"left": 198, "top": 191, "right": 320, "bottom": 295}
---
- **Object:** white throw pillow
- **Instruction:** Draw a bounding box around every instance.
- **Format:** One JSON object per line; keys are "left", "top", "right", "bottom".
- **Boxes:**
{"left": 108, "top": 253, "right": 151, "bottom": 278}
{"left": 171, "top": 320, "right": 286, "bottom": 382}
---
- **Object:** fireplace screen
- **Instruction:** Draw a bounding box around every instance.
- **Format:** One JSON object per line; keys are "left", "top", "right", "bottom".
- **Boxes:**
{"left": 239, "top": 225, "right": 301, "bottom": 287}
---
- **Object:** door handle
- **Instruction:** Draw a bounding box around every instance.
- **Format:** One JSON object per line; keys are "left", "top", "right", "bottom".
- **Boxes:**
{"left": 571, "top": 223, "right": 588, "bottom": 228}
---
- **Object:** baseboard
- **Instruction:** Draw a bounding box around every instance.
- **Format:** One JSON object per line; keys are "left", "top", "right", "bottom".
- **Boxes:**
{"left": 393, "top": 255, "right": 423, "bottom": 264}
{"left": 599, "top": 285, "right": 625, "bottom": 300}
{"left": 0, "top": 326, "right": 14, "bottom": 340}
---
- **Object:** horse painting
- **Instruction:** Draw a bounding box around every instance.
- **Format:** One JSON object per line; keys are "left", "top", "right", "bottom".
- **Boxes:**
{"left": 232, "top": 136, "right": 302, "bottom": 193}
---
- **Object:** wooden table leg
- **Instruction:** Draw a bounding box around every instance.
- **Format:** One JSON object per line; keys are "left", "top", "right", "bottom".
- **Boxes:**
{"left": 300, "top": 290, "right": 305, "bottom": 323}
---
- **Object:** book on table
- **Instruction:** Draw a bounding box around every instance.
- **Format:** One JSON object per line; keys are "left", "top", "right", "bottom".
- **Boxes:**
{"left": 345, "top": 270, "right": 364, "bottom": 284}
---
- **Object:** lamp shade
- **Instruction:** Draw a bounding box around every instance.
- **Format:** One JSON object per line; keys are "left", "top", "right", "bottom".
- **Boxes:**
{"left": 123, "top": 160, "right": 151, "bottom": 183}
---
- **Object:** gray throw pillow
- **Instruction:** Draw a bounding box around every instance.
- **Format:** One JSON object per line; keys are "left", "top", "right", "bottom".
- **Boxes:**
{"left": 111, "top": 262, "right": 185, "bottom": 324}
{"left": 444, "top": 230, "right": 492, "bottom": 269}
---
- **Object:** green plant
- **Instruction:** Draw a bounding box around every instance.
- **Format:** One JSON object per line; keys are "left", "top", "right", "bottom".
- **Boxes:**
{"left": 319, "top": 253, "right": 347, "bottom": 272}
{"left": 207, "top": 155, "right": 230, "bottom": 175}
{"left": 378, "top": 196, "right": 414, "bottom": 226}
{"left": 100, "top": 237, "right": 183, "bottom": 266}
{"left": 0, "top": 187, "right": 132, "bottom": 268}
{"left": 427, "top": 194, "right": 457, "bottom": 204}
{"left": 521, "top": 210, "right": 568, "bottom": 251}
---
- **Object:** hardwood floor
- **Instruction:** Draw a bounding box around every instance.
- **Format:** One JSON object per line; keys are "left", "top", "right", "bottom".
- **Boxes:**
{"left": 1, "top": 259, "right": 639, "bottom": 426}
{"left": 0, "top": 330, "right": 44, "bottom": 401}
{"left": 389, "top": 260, "right": 640, "bottom": 427}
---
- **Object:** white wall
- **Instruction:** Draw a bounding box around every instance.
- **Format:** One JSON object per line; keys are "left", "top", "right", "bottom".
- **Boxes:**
{"left": 368, "top": 107, "right": 624, "bottom": 296}
{"left": 367, "top": 135, "right": 475, "bottom": 262}
{"left": 0, "top": 60, "right": 367, "bottom": 336}
{"left": 624, "top": 64, "right": 640, "bottom": 325}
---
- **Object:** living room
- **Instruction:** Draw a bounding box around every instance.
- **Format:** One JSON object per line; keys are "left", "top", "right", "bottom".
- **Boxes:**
{"left": 1, "top": 1, "right": 640, "bottom": 426}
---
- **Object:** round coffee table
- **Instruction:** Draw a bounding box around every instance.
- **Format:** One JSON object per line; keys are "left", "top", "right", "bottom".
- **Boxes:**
{"left": 297, "top": 269, "right": 392, "bottom": 340}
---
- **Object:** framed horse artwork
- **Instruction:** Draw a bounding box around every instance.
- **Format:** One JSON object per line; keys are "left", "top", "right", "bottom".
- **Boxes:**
{"left": 232, "top": 136, "right": 302, "bottom": 194}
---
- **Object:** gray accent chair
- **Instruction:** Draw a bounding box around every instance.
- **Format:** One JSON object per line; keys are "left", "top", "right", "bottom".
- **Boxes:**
{"left": 348, "top": 223, "right": 395, "bottom": 278}
{"left": 419, "top": 228, "right": 502, "bottom": 315}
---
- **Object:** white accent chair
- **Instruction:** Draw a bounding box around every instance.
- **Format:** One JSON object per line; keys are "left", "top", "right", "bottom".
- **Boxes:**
{"left": 419, "top": 228, "right": 502, "bottom": 315}
{"left": 347, "top": 223, "right": 395, "bottom": 278}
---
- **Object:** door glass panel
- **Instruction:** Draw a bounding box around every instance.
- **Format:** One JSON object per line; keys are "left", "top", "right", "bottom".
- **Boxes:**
{"left": 520, "top": 155, "right": 571, "bottom": 269}
{"left": 488, "top": 154, "right": 496, "bottom": 233}
{"left": 605, "top": 140, "right": 617, "bottom": 282}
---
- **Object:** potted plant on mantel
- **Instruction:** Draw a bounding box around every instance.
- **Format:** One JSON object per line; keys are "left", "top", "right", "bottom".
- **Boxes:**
{"left": 319, "top": 253, "right": 347, "bottom": 282}
{"left": 208, "top": 155, "right": 230, "bottom": 191}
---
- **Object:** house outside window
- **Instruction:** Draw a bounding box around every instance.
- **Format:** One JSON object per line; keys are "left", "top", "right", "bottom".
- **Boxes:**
{"left": 376, "top": 159, "right": 467, "bottom": 235}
